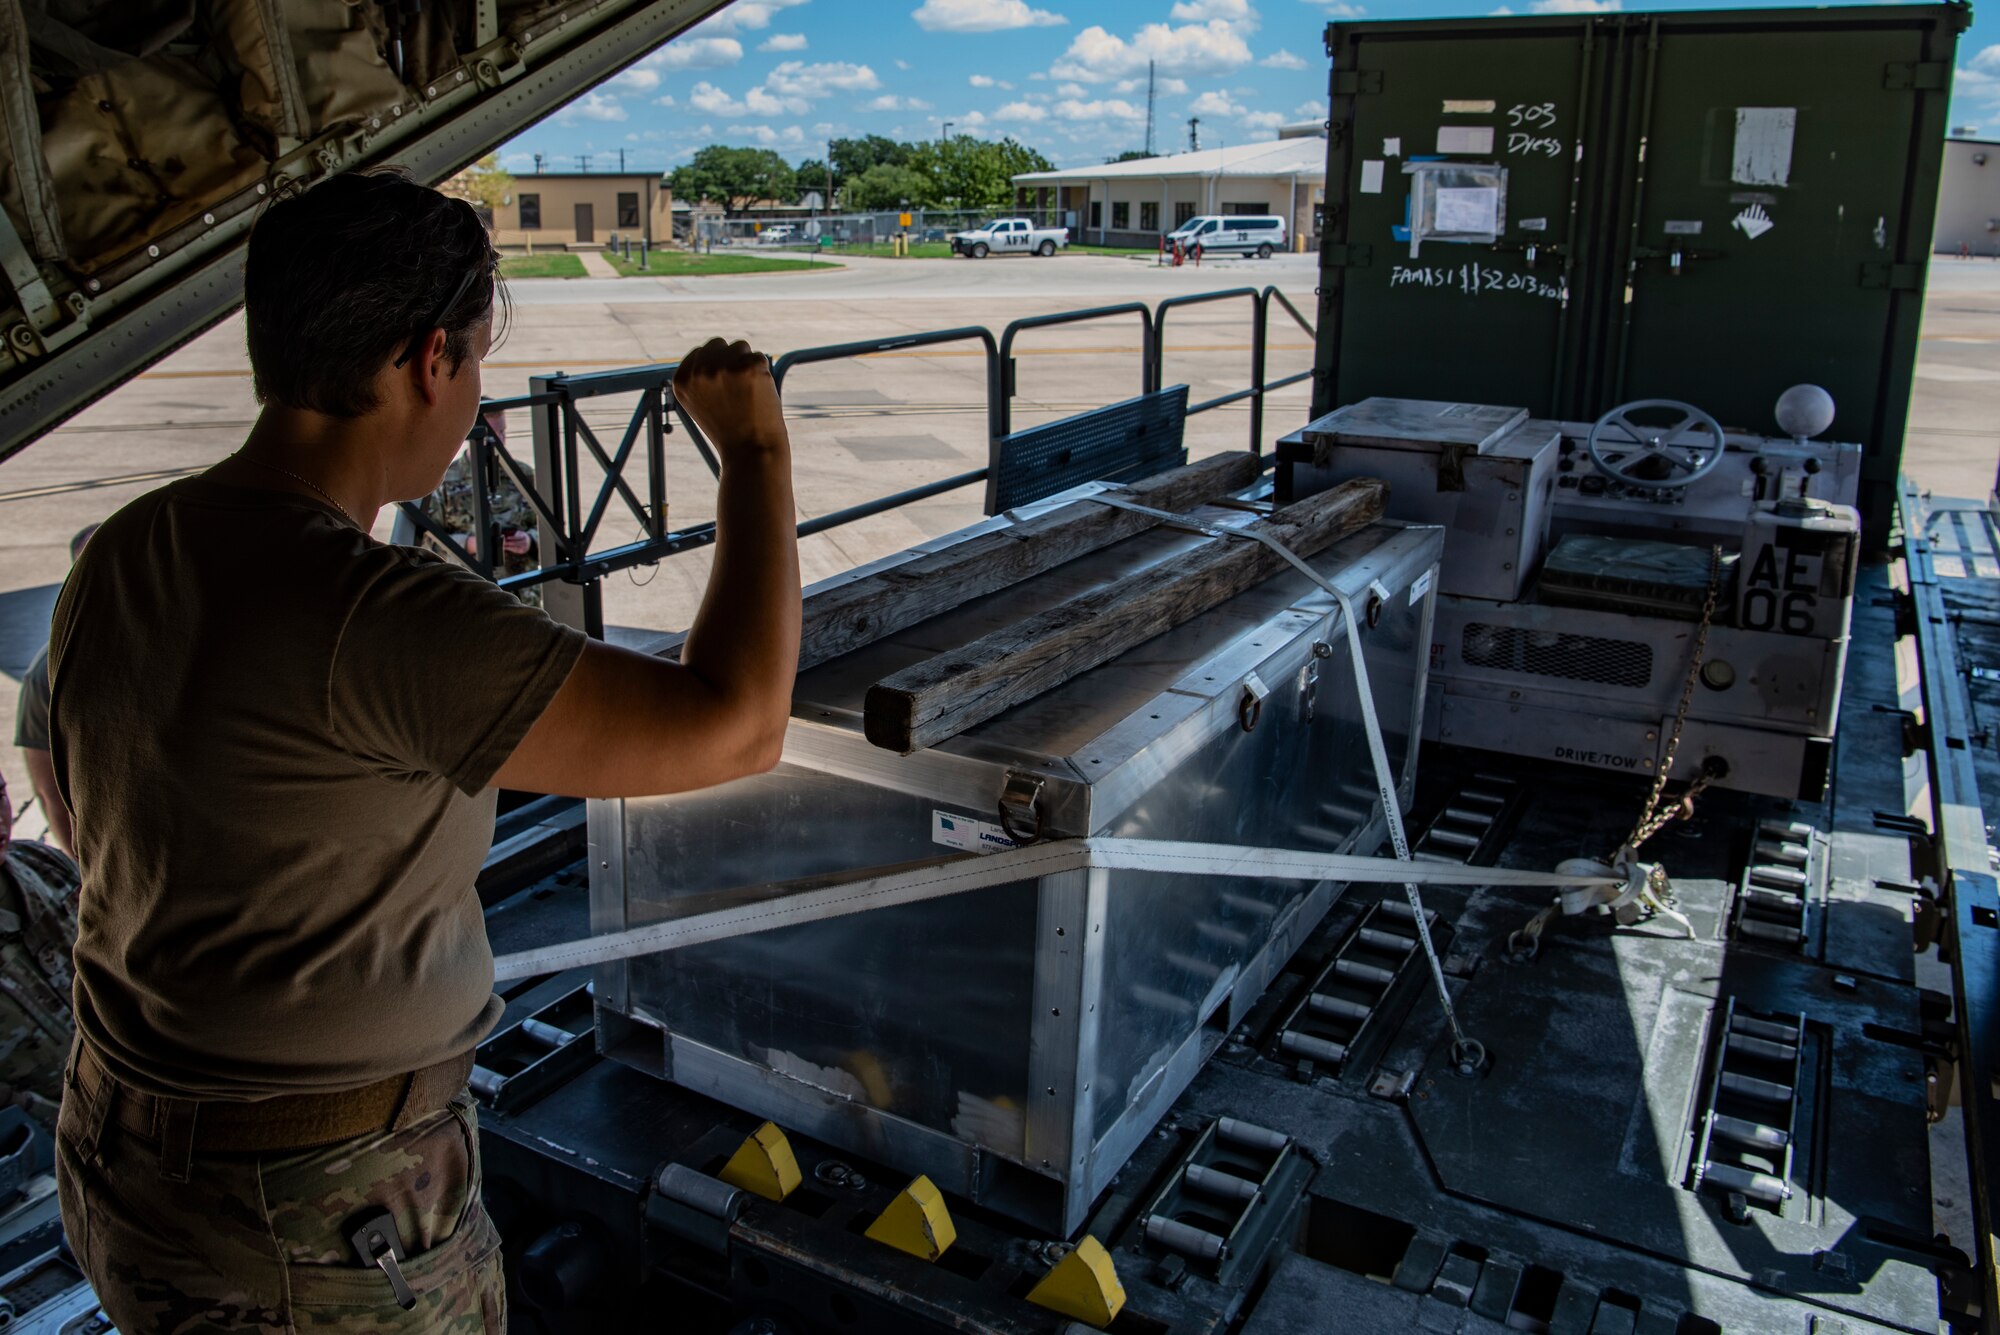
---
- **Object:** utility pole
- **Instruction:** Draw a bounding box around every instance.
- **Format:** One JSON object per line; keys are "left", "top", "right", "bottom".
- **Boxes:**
{"left": 619, "top": 148, "right": 626, "bottom": 172}
{"left": 577, "top": 154, "right": 591, "bottom": 172}
{"left": 1188, "top": 118, "right": 1201, "bottom": 153}
{"left": 533, "top": 152, "right": 544, "bottom": 175}
{"left": 1144, "top": 61, "right": 1156, "bottom": 157}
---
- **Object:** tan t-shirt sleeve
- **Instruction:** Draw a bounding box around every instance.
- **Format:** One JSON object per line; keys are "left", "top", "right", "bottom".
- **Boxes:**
{"left": 329, "top": 550, "right": 587, "bottom": 795}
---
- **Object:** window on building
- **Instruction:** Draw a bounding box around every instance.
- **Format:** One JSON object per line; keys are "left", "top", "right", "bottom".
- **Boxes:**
{"left": 1223, "top": 201, "right": 1270, "bottom": 216}
{"left": 519, "top": 193, "right": 541, "bottom": 229}
{"left": 1090, "top": 200, "right": 1102, "bottom": 229}
{"left": 618, "top": 192, "right": 640, "bottom": 227}
{"left": 1140, "top": 201, "right": 1159, "bottom": 231}
{"left": 1175, "top": 202, "right": 1197, "bottom": 227}
{"left": 1111, "top": 201, "right": 1129, "bottom": 230}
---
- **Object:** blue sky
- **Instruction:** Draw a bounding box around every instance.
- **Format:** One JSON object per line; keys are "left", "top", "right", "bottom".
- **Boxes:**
{"left": 498, "top": 0, "right": 2000, "bottom": 175}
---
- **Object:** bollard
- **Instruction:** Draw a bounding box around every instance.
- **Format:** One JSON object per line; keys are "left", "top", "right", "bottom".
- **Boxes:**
{"left": 641, "top": 239, "right": 649, "bottom": 269}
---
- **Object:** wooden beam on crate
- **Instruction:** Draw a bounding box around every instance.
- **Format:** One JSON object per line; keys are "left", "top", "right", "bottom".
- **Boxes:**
{"left": 863, "top": 478, "right": 1388, "bottom": 754}
{"left": 797, "top": 451, "right": 1263, "bottom": 672}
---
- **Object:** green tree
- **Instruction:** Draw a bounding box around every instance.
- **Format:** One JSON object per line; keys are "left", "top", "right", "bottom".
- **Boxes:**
{"left": 907, "top": 136, "right": 1053, "bottom": 210}
{"left": 668, "top": 146, "right": 798, "bottom": 217}
{"left": 794, "top": 157, "right": 836, "bottom": 203}
{"left": 441, "top": 153, "right": 514, "bottom": 218}
{"left": 845, "top": 163, "right": 932, "bottom": 211}
{"left": 1108, "top": 150, "right": 1154, "bottom": 164}
{"left": 829, "top": 134, "right": 914, "bottom": 184}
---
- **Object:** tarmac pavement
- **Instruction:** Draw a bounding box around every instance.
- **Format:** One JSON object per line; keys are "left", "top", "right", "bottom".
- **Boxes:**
{"left": 2, "top": 249, "right": 1997, "bottom": 839}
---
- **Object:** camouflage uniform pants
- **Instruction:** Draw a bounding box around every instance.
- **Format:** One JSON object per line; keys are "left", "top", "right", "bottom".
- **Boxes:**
{"left": 55, "top": 1060, "right": 504, "bottom": 1334}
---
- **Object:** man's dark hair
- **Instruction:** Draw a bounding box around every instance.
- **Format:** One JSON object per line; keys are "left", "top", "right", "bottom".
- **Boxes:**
{"left": 244, "top": 168, "right": 503, "bottom": 418}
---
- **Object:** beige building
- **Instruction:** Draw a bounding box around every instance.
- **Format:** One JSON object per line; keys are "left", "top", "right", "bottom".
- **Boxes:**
{"left": 1012, "top": 134, "right": 1326, "bottom": 250}
{"left": 1935, "top": 137, "right": 2000, "bottom": 257}
{"left": 492, "top": 172, "right": 672, "bottom": 248}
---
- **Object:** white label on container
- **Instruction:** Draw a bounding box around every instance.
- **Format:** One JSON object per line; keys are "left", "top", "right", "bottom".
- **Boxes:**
{"left": 1731, "top": 107, "right": 1796, "bottom": 187}
{"left": 1519, "top": 217, "right": 1549, "bottom": 232}
{"left": 1410, "top": 569, "right": 1435, "bottom": 605}
{"left": 1384, "top": 136, "right": 1402, "bottom": 157}
{"left": 1664, "top": 219, "right": 1703, "bottom": 236}
{"left": 1443, "top": 99, "right": 1497, "bottom": 114}
{"left": 1437, "top": 125, "right": 1496, "bottom": 154}
{"left": 1360, "top": 159, "right": 1386, "bottom": 194}
{"left": 1435, "top": 186, "right": 1500, "bottom": 234}
{"left": 933, "top": 809, "right": 1018, "bottom": 854}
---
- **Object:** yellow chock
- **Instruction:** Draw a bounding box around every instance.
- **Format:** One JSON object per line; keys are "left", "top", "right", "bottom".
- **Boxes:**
{"left": 864, "top": 1175, "right": 957, "bottom": 1261}
{"left": 1026, "top": 1235, "right": 1127, "bottom": 1327}
{"left": 717, "top": 1121, "right": 802, "bottom": 1202}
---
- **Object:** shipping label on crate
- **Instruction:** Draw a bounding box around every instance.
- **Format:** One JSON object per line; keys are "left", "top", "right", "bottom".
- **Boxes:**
{"left": 933, "top": 810, "right": 1019, "bottom": 854}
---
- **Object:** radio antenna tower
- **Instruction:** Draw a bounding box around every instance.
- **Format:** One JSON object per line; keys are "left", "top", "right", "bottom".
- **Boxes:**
{"left": 1188, "top": 117, "right": 1201, "bottom": 152}
{"left": 1143, "top": 61, "right": 1157, "bottom": 156}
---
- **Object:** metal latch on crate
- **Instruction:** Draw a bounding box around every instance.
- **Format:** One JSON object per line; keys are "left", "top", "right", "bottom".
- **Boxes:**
{"left": 999, "top": 772, "right": 1045, "bottom": 845}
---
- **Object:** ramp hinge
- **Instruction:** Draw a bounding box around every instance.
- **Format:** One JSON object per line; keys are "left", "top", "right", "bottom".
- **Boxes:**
{"left": 1859, "top": 262, "right": 1922, "bottom": 291}
{"left": 1333, "top": 70, "right": 1382, "bottom": 96}
{"left": 1884, "top": 61, "right": 1947, "bottom": 90}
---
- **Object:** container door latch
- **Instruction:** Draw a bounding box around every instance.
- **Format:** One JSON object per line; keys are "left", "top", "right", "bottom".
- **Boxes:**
{"left": 999, "top": 772, "right": 1046, "bottom": 845}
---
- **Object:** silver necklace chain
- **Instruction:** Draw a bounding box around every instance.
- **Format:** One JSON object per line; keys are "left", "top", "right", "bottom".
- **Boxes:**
{"left": 236, "top": 455, "right": 359, "bottom": 529}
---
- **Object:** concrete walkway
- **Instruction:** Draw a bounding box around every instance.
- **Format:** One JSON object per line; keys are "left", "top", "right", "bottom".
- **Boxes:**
{"left": 576, "top": 248, "right": 620, "bottom": 278}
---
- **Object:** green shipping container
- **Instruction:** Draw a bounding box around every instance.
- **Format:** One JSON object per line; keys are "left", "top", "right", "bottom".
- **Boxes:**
{"left": 1303, "top": 4, "right": 1967, "bottom": 549}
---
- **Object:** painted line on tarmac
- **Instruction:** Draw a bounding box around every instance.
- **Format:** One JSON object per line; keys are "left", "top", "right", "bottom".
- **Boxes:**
{"left": 130, "top": 343, "right": 1316, "bottom": 379}
{"left": 0, "top": 465, "right": 205, "bottom": 503}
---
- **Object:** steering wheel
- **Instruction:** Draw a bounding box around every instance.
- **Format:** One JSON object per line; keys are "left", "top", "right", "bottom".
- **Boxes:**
{"left": 1585, "top": 399, "right": 1728, "bottom": 490}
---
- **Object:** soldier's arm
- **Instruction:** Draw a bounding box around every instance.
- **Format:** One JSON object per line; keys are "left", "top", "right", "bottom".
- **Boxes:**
{"left": 20, "top": 749, "right": 69, "bottom": 858}
{"left": 493, "top": 340, "right": 799, "bottom": 799}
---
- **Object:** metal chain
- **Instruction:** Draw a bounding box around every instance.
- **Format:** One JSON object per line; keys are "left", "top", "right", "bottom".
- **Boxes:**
{"left": 1621, "top": 543, "right": 1724, "bottom": 853}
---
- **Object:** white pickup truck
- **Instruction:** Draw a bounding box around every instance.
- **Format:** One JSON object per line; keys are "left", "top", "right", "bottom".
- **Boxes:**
{"left": 949, "top": 218, "right": 1069, "bottom": 258}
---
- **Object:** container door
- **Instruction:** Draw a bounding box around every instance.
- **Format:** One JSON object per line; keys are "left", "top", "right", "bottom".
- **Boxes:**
{"left": 1317, "top": 21, "right": 1597, "bottom": 416}
{"left": 1609, "top": 14, "right": 1950, "bottom": 529}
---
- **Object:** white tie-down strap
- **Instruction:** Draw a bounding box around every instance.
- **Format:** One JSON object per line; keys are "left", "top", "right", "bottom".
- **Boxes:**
{"left": 1085, "top": 493, "right": 1476, "bottom": 1056}
{"left": 491, "top": 837, "right": 1625, "bottom": 982}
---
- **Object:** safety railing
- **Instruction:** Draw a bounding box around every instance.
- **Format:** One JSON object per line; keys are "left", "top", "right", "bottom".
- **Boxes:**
{"left": 406, "top": 286, "right": 1313, "bottom": 630}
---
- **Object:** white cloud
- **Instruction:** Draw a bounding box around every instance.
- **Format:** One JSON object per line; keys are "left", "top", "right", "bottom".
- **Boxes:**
{"left": 687, "top": 81, "right": 811, "bottom": 117}
{"left": 1305, "top": 1, "right": 1365, "bottom": 15}
{"left": 913, "top": 0, "right": 1067, "bottom": 33}
{"left": 654, "top": 94, "right": 677, "bottom": 107}
{"left": 696, "top": 0, "right": 810, "bottom": 33}
{"left": 557, "top": 91, "right": 627, "bottom": 123}
{"left": 958, "top": 110, "right": 990, "bottom": 126}
{"left": 1293, "top": 98, "right": 1327, "bottom": 117}
{"left": 1057, "top": 81, "right": 1088, "bottom": 97}
{"left": 766, "top": 60, "right": 881, "bottom": 96}
{"left": 995, "top": 100, "right": 1049, "bottom": 121}
{"left": 759, "top": 32, "right": 809, "bottom": 51}
{"left": 968, "top": 74, "right": 1017, "bottom": 89}
{"left": 1169, "top": 0, "right": 1259, "bottom": 29}
{"left": 1051, "top": 20, "right": 1253, "bottom": 83}
{"left": 1242, "top": 111, "right": 1284, "bottom": 131}
{"left": 896, "top": 59, "right": 912, "bottom": 70}
{"left": 1260, "top": 49, "right": 1306, "bottom": 69}
{"left": 635, "top": 37, "right": 743, "bottom": 71}
{"left": 866, "top": 94, "right": 934, "bottom": 110}
{"left": 1190, "top": 89, "right": 1247, "bottom": 116}
{"left": 612, "top": 67, "right": 661, "bottom": 92}
{"left": 735, "top": 123, "right": 810, "bottom": 147}
{"left": 1529, "top": 0, "right": 1619, "bottom": 10}
{"left": 1114, "top": 74, "right": 1189, "bottom": 95}
{"left": 1972, "top": 44, "right": 2000, "bottom": 70}
{"left": 1053, "top": 97, "right": 1145, "bottom": 122}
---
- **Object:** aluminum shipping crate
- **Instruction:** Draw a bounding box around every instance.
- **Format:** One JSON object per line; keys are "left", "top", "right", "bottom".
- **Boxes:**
{"left": 589, "top": 493, "right": 1443, "bottom": 1235}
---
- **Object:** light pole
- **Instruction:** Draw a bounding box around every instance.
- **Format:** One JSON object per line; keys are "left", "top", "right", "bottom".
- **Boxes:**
{"left": 942, "top": 121, "right": 954, "bottom": 140}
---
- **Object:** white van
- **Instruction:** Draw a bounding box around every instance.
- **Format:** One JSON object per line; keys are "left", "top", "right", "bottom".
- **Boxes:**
{"left": 1168, "top": 214, "right": 1288, "bottom": 258}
